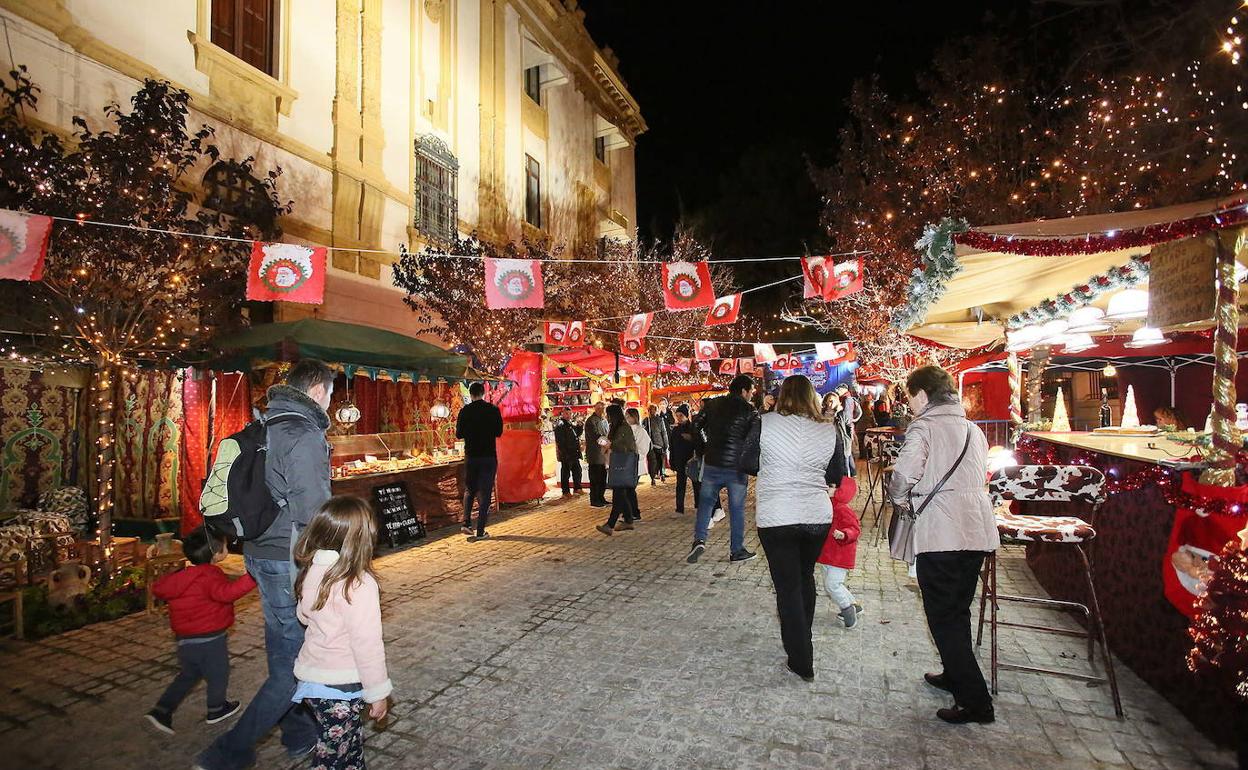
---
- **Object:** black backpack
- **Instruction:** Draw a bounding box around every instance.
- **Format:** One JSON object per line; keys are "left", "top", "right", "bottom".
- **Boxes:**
{"left": 200, "top": 414, "right": 301, "bottom": 541}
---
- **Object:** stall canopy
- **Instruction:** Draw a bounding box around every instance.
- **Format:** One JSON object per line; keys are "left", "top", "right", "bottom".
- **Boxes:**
{"left": 209, "top": 319, "right": 470, "bottom": 379}
{"left": 906, "top": 195, "right": 1246, "bottom": 349}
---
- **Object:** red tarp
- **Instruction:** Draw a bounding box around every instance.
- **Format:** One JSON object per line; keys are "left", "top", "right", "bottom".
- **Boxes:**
{"left": 495, "top": 429, "right": 546, "bottom": 503}
{"left": 500, "top": 350, "right": 544, "bottom": 423}
{"left": 545, "top": 347, "right": 682, "bottom": 377}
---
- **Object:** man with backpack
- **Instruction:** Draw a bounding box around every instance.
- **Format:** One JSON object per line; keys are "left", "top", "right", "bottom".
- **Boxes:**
{"left": 195, "top": 359, "right": 334, "bottom": 770}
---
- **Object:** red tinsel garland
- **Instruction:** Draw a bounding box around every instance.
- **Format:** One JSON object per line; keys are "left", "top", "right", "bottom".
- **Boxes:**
{"left": 956, "top": 200, "right": 1248, "bottom": 257}
{"left": 1015, "top": 435, "right": 1248, "bottom": 516}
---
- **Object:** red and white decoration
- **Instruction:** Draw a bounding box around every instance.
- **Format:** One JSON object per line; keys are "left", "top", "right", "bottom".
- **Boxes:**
{"left": 801, "top": 256, "right": 831, "bottom": 299}
{"left": 662, "top": 260, "right": 715, "bottom": 310}
{"left": 815, "top": 341, "right": 856, "bottom": 365}
{"left": 697, "top": 360, "right": 712, "bottom": 372}
{"left": 694, "top": 340, "right": 720, "bottom": 361}
{"left": 718, "top": 358, "right": 738, "bottom": 375}
{"left": 738, "top": 358, "right": 756, "bottom": 373}
{"left": 705, "top": 293, "right": 742, "bottom": 326}
{"left": 624, "top": 312, "right": 654, "bottom": 340}
{"left": 485, "top": 257, "right": 544, "bottom": 309}
{"left": 753, "top": 343, "right": 778, "bottom": 364}
{"left": 544, "top": 320, "right": 585, "bottom": 346}
{"left": 770, "top": 354, "right": 797, "bottom": 372}
{"left": 620, "top": 334, "right": 646, "bottom": 355}
{"left": 826, "top": 258, "right": 864, "bottom": 301}
{"left": 0, "top": 208, "right": 52, "bottom": 281}
{"left": 674, "top": 357, "right": 693, "bottom": 373}
{"left": 246, "top": 241, "right": 327, "bottom": 304}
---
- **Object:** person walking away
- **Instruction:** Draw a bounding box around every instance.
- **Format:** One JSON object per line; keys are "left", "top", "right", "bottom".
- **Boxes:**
{"left": 292, "top": 496, "right": 391, "bottom": 769}
{"left": 626, "top": 408, "right": 649, "bottom": 518}
{"left": 755, "top": 374, "right": 845, "bottom": 681}
{"left": 457, "top": 382, "right": 504, "bottom": 541}
{"left": 817, "top": 476, "right": 864, "bottom": 628}
{"left": 855, "top": 393, "right": 876, "bottom": 459}
{"left": 584, "top": 402, "right": 610, "bottom": 507}
{"left": 553, "top": 409, "right": 584, "bottom": 496}
{"left": 889, "top": 365, "right": 999, "bottom": 724}
{"left": 146, "top": 526, "right": 256, "bottom": 735}
{"left": 644, "top": 404, "right": 670, "bottom": 484}
{"left": 596, "top": 404, "right": 639, "bottom": 536}
{"left": 687, "top": 374, "right": 761, "bottom": 564}
{"left": 195, "top": 359, "right": 334, "bottom": 770}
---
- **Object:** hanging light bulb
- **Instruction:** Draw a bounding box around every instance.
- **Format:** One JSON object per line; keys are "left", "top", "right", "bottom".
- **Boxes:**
{"left": 1103, "top": 363, "right": 1118, "bottom": 377}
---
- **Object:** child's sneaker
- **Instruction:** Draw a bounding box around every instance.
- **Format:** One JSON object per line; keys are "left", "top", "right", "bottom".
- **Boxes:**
{"left": 205, "top": 701, "right": 241, "bottom": 725}
{"left": 145, "top": 708, "right": 175, "bottom": 735}
{"left": 839, "top": 604, "right": 858, "bottom": 629}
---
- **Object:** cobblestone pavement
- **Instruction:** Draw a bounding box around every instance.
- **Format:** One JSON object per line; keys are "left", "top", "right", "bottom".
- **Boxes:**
{"left": 0, "top": 479, "right": 1235, "bottom": 769}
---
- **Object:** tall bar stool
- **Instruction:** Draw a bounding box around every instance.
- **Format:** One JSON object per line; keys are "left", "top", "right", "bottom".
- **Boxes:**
{"left": 976, "top": 464, "right": 1123, "bottom": 717}
{"left": 863, "top": 436, "right": 899, "bottom": 540}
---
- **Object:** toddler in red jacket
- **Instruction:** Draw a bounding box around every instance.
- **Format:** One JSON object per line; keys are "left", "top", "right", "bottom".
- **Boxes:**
{"left": 817, "top": 477, "right": 864, "bottom": 628}
{"left": 145, "top": 525, "right": 256, "bottom": 735}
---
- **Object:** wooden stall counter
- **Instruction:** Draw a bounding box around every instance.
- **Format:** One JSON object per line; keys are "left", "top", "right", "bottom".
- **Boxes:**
{"left": 1026, "top": 430, "right": 1201, "bottom": 464}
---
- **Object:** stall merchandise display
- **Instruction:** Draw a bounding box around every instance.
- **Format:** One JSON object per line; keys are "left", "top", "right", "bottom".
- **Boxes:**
{"left": 329, "top": 430, "right": 463, "bottom": 481}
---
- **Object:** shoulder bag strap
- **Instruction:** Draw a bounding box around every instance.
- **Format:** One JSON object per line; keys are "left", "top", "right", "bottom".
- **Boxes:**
{"left": 912, "top": 425, "right": 973, "bottom": 518}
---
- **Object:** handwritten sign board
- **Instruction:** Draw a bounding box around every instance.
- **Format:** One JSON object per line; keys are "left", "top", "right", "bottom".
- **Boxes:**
{"left": 372, "top": 482, "right": 425, "bottom": 548}
{"left": 1148, "top": 234, "right": 1217, "bottom": 329}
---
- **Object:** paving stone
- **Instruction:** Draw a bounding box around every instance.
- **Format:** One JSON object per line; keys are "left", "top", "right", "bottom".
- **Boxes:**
{"left": 0, "top": 480, "right": 1236, "bottom": 768}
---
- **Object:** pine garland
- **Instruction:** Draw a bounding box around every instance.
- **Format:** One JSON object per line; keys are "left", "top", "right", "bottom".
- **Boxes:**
{"left": 1006, "top": 256, "right": 1151, "bottom": 329}
{"left": 891, "top": 217, "right": 969, "bottom": 332}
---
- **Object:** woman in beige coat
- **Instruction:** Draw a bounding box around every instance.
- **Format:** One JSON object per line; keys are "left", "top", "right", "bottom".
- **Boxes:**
{"left": 888, "top": 365, "right": 999, "bottom": 725}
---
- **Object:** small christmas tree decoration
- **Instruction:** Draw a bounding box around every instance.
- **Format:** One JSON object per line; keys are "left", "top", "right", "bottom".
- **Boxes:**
{"left": 1120, "top": 384, "right": 1141, "bottom": 428}
{"left": 1188, "top": 537, "right": 1248, "bottom": 702}
{"left": 1051, "top": 385, "right": 1071, "bottom": 432}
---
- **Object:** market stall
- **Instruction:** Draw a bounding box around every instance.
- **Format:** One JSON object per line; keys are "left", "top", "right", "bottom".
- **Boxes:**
{"left": 898, "top": 197, "right": 1248, "bottom": 744}
{"left": 209, "top": 319, "right": 475, "bottom": 539}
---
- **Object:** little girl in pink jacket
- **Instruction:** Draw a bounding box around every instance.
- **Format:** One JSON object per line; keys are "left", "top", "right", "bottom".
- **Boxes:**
{"left": 293, "top": 496, "right": 392, "bottom": 769}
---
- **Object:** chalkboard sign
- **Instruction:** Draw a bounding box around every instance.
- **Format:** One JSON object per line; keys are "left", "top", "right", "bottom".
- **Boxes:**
{"left": 372, "top": 482, "right": 425, "bottom": 548}
{"left": 1148, "top": 234, "right": 1218, "bottom": 329}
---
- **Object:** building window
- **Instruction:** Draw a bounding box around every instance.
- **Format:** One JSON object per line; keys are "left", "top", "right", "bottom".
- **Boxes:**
{"left": 524, "top": 66, "right": 542, "bottom": 105}
{"left": 414, "top": 135, "right": 459, "bottom": 244}
{"left": 594, "top": 136, "right": 607, "bottom": 164}
{"left": 211, "top": 0, "right": 279, "bottom": 77}
{"left": 201, "top": 161, "right": 276, "bottom": 230}
{"left": 525, "top": 155, "right": 542, "bottom": 229}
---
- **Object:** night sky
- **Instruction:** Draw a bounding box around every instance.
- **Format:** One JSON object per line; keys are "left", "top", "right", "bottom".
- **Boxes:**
{"left": 580, "top": 1, "right": 1001, "bottom": 259}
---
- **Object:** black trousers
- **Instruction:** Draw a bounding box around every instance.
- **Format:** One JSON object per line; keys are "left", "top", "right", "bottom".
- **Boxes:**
{"left": 560, "top": 460, "right": 583, "bottom": 494}
{"left": 758, "top": 523, "right": 831, "bottom": 678}
{"left": 917, "top": 550, "right": 993, "bottom": 711}
{"left": 463, "top": 456, "right": 498, "bottom": 536}
{"left": 154, "top": 634, "right": 229, "bottom": 714}
{"left": 674, "top": 467, "right": 721, "bottom": 515}
{"left": 605, "top": 486, "right": 638, "bottom": 527}
{"left": 588, "top": 463, "right": 608, "bottom": 504}
{"left": 648, "top": 448, "right": 667, "bottom": 479}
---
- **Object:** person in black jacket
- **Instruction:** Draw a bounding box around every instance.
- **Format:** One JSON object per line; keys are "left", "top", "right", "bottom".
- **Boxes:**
{"left": 456, "top": 382, "right": 504, "bottom": 540}
{"left": 553, "top": 409, "right": 583, "bottom": 496}
{"left": 687, "top": 374, "right": 761, "bottom": 564}
{"left": 669, "top": 406, "right": 721, "bottom": 517}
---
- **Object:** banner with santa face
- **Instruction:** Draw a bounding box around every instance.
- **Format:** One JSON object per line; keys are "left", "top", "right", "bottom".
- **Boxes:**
{"left": 247, "top": 241, "right": 327, "bottom": 304}
{"left": 801, "top": 256, "right": 830, "bottom": 299}
{"left": 718, "top": 358, "right": 738, "bottom": 375}
{"left": 705, "top": 293, "right": 742, "bottom": 326}
{"left": 826, "top": 258, "right": 864, "bottom": 301}
{"left": 662, "top": 260, "right": 715, "bottom": 310}
{"left": 674, "top": 357, "right": 693, "bottom": 373}
{"left": 770, "top": 354, "right": 796, "bottom": 372}
{"left": 1163, "top": 474, "right": 1248, "bottom": 618}
{"left": 485, "top": 257, "right": 544, "bottom": 309}
{"left": 753, "top": 343, "right": 778, "bottom": 364}
{"left": 739, "top": 358, "right": 756, "bottom": 373}
{"left": 815, "top": 341, "right": 856, "bottom": 365}
{"left": 694, "top": 340, "right": 719, "bottom": 361}
{"left": 544, "top": 320, "right": 585, "bottom": 347}
{"left": 0, "top": 208, "right": 52, "bottom": 281}
{"left": 624, "top": 312, "right": 653, "bottom": 340}
{"left": 620, "top": 334, "right": 645, "bottom": 355}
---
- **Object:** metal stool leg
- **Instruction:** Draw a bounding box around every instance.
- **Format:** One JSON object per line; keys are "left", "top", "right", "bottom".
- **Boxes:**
{"left": 976, "top": 554, "right": 991, "bottom": 647}
{"left": 1075, "top": 543, "right": 1123, "bottom": 717}
{"left": 988, "top": 551, "right": 999, "bottom": 695}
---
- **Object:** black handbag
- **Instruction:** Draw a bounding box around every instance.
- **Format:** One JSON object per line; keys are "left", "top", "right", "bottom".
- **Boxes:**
{"left": 606, "top": 451, "right": 639, "bottom": 488}
{"left": 887, "top": 425, "right": 972, "bottom": 564}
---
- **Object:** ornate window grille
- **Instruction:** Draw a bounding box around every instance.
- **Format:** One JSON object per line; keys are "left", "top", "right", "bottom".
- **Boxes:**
{"left": 414, "top": 135, "right": 458, "bottom": 244}
{"left": 201, "top": 160, "right": 275, "bottom": 230}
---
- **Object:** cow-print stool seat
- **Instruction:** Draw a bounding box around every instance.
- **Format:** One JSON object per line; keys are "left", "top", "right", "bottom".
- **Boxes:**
{"left": 994, "top": 506, "right": 1096, "bottom": 544}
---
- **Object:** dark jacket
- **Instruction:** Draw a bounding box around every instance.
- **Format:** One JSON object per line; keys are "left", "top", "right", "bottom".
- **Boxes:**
{"left": 643, "top": 414, "right": 669, "bottom": 450}
{"left": 247, "top": 384, "right": 332, "bottom": 561}
{"left": 668, "top": 420, "right": 703, "bottom": 469}
{"left": 456, "top": 398, "right": 504, "bottom": 458}
{"left": 154, "top": 562, "right": 257, "bottom": 637}
{"left": 693, "top": 394, "right": 761, "bottom": 472}
{"left": 608, "top": 422, "right": 637, "bottom": 454}
{"left": 553, "top": 418, "right": 583, "bottom": 462}
{"left": 584, "top": 412, "right": 609, "bottom": 465}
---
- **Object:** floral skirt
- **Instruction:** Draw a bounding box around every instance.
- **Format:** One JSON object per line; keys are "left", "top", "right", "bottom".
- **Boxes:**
{"left": 307, "top": 697, "right": 366, "bottom": 770}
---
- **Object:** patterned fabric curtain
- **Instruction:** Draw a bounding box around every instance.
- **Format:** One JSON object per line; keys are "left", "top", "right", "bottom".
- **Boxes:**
{"left": 178, "top": 371, "right": 211, "bottom": 534}
{"left": 0, "top": 366, "right": 82, "bottom": 511}
{"left": 114, "top": 370, "right": 183, "bottom": 520}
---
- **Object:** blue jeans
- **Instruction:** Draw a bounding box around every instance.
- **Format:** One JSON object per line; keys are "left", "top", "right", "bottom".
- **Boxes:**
{"left": 196, "top": 556, "right": 318, "bottom": 770}
{"left": 694, "top": 464, "right": 749, "bottom": 553}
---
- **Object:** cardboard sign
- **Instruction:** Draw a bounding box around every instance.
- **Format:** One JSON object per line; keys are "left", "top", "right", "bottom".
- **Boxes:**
{"left": 372, "top": 482, "right": 425, "bottom": 547}
{"left": 1148, "top": 234, "right": 1218, "bottom": 329}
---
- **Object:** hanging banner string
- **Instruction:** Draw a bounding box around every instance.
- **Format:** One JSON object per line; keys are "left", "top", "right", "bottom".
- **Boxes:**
{"left": 34, "top": 212, "right": 868, "bottom": 266}
{"left": 586, "top": 273, "right": 805, "bottom": 323}
{"left": 582, "top": 325, "right": 849, "bottom": 350}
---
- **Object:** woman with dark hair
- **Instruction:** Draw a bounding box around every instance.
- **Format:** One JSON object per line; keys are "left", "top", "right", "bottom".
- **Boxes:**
{"left": 888, "top": 365, "right": 999, "bottom": 724}
{"left": 596, "top": 404, "right": 639, "bottom": 536}
{"left": 755, "top": 374, "right": 845, "bottom": 681}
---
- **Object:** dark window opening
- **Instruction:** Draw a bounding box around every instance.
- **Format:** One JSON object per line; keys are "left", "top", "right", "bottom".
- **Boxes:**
{"left": 414, "top": 136, "right": 459, "bottom": 244}
{"left": 201, "top": 160, "right": 276, "bottom": 230}
{"left": 211, "top": 0, "right": 278, "bottom": 77}
{"left": 594, "top": 136, "right": 607, "bottom": 164}
{"left": 524, "top": 66, "right": 542, "bottom": 105}
{"left": 525, "top": 155, "right": 542, "bottom": 229}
